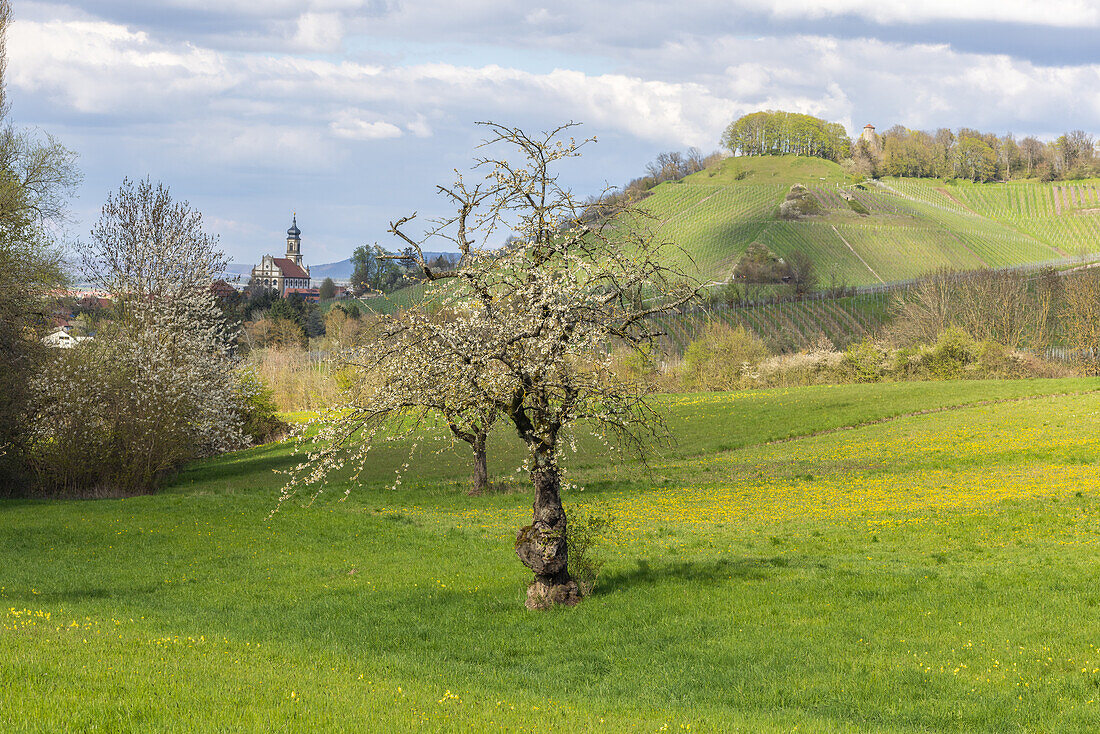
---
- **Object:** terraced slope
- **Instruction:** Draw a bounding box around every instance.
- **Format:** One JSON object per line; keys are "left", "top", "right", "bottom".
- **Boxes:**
{"left": 637, "top": 156, "right": 1097, "bottom": 287}
{"left": 655, "top": 291, "right": 895, "bottom": 352}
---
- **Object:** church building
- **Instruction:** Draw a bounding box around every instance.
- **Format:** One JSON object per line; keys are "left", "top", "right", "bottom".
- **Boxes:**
{"left": 251, "top": 216, "right": 311, "bottom": 296}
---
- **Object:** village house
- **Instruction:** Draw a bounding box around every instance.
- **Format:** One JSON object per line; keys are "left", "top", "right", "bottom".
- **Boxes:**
{"left": 41, "top": 327, "right": 92, "bottom": 349}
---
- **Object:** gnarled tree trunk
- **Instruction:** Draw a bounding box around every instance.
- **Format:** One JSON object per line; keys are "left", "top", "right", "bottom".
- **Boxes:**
{"left": 514, "top": 461, "right": 580, "bottom": 610}
{"left": 471, "top": 433, "right": 489, "bottom": 493}
{"left": 448, "top": 422, "right": 491, "bottom": 494}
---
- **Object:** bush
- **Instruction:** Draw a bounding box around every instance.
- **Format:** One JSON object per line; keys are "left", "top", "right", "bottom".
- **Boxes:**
{"left": 27, "top": 324, "right": 245, "bottom": 496}
{"left": 778, "top": 184, "right": 824, "bottom": 219}
{"left": 565, "top": 507, "right": 616, "bottom": 597}
{"left": 23, "top": 179, "right": 247, "bottom": 497}
{"left": 246, "top": 348, "right": 341, "bottom": 411}
{"left": 733, "top": 243, "right": 790, "bottom": 284}
{"left": 236, "top": 371, "right": 288, "bottom": 445}
{"left": 843, "top": 339, "right": 887, "bottom": 382}
{"left": 920, "top": 328, "right": 977, "bottom": 378}
{"left": 668, "top": 325, "right": 1073, "bottom": 394}
{"left": 744, "top": 349, "right": 845, "bottom": 388}
{"left": 707, "top": 281, "right": 747, "bottom": 307}
{"left": 681, "top": 323, "right": 769, "bottom": 391}
{"left": 609, "top": 344, "right": 658, "bottom": 384}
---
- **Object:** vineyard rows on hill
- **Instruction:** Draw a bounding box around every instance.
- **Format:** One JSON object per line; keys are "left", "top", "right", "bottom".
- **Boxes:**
{"left": 634, "top": 163, "right": 1100, "bottom": 288}
{"left": 655, "top": 291, "right": 896, "bottom": 354}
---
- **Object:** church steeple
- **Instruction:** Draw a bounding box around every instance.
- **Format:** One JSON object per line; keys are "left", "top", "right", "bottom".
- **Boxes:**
{"left": 286, "top": 214, "right": 302, "bottom": 265}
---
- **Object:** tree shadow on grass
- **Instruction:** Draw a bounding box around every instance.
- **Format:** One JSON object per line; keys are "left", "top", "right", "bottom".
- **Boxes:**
{"left": 165, "top": 443, "right": 301, "bottom": 492}
{"left": 28, "top": 583, "right": 163, "bottom": 604}
{"left": 595, "top": 555, "right": 799, "bottom": 596}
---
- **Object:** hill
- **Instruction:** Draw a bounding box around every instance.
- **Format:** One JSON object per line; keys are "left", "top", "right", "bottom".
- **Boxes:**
{"left": 636, "top": 155, "right": 1100, "bottom": 288}
{"left": 4, "top": 378, "right": 1100, "bottom": 730}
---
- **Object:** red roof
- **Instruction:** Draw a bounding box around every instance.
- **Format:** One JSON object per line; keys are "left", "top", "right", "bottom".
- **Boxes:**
{"left": 284, "top": 287, "right": 320, "bottom": 295}
{"left": 79, "top": 295, "right": 112, "bottom": 309}
{"left": 210, "top": 280, "right": 237, "bottom": 297}
{"left": 863, "top": 123, "right": 875, "bottom": 129}
{"left": 272, "top": 258, "right": 309, "bottom": 278}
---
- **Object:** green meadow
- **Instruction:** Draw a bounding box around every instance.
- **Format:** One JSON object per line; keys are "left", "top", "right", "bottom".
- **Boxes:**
{"left": 4, "top": 378, "right": 1100, "bottom": 732}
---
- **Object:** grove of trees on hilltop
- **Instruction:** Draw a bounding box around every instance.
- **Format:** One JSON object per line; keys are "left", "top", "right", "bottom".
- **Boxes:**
{"left": 722, "top": 111, "right": 851, "bottom": 162}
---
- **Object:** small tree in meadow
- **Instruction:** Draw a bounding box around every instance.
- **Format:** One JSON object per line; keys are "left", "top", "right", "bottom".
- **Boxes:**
{"left": 280, "top": 122, "right": 696, "bottom": 609}
{"left": 27, "top": 179, "right": 247, "bottom": 494}
{"left": 336, "top": 307, "right": 501, "bottom": 493}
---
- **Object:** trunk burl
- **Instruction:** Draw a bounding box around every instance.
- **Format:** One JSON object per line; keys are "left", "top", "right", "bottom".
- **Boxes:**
{"left": 514, "top": 465, "right": 580, "bottom": 609}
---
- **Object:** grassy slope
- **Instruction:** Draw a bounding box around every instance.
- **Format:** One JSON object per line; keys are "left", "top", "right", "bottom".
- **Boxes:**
{"left": 4, "top": 378, "right": 1100, "bottom": 731}
{"left": 636, "top": 156, "right": 1098, "bottom": 289}
{"left": 375, "top": 163, "right": 1099, "bottom": 343}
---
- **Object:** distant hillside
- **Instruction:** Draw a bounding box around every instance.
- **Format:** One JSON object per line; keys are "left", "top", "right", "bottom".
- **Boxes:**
{"left": 230, "top": 252, "right": 461, "bottom": 282}
{"left": 305, "top": 259, "right": 353, "bottom": 280}
{"left": 635, "top": 154, "right": 1100, "bottom": 288}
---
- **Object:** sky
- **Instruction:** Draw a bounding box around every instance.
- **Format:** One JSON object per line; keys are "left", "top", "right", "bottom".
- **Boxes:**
{"left": 11, "top": 0, "right": 1100, "bottom": 265}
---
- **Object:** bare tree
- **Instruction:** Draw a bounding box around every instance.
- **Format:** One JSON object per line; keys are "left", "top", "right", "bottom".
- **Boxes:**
{"left": 890, "top": 268, "right": 958, "bottom": 345}
{"left": 1061, "top": 270, "right": 1100, "bottom": 373}
{"left": 892, "top": 267, "right": 1061, "bottom": 350}
{"left": 280, "top": 122, "right": 696, "bottom": 609}
{"left": 1019, "top": 137, "right": 1044, "bottom": 178}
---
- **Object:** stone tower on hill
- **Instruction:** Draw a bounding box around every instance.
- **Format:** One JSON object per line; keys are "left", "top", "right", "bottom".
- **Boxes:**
{"left": 861, "top": 123, "right": 880, "bottom": 152}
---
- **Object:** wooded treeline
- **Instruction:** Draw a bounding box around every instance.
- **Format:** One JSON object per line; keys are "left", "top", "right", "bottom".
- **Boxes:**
{"left": 722, "top": 110, "right": 1098, "bottom": 183}
{"left": 854, "top": 126, "right": 1097, "bottom": 182}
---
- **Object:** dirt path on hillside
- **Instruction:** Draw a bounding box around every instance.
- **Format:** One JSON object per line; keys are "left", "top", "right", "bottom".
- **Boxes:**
{"left": 935, "top": 187, "right": 980, "bottom": 215}
{"left": 829, "top": 224, "right": 886, "bottom": 284}
{"left": 762, "top": 388, "right": 1100, "bottom": 447}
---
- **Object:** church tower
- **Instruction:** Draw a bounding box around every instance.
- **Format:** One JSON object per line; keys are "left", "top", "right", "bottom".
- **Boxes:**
{"left": 286, "top": 215, "right": 302, "bottom": 266}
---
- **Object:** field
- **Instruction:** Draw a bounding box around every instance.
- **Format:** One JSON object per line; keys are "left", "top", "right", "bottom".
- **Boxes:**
{"left": 629, "top": 156, "right": 1100, "bottom": 288}
{"left": 4, "top": 378, "right": 1100, "bottom": 731}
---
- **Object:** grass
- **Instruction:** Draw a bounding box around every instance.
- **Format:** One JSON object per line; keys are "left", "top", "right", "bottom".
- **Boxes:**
{"left": 4, "top": 378, "right": 1100, "bottom": 731}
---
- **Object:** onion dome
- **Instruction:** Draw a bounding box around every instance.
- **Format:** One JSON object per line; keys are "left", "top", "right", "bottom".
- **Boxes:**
{"left": 287, "top": 215, "right": 301, "bottom": 239}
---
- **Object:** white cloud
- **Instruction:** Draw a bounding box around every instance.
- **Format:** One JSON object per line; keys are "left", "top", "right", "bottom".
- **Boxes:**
{"left": 406, "top": 114, "right": 432, "bottom": 138}
{"left": 292, "top": 12, "right": 344, "bottom": 51}
{"left": 13, "top": 16, "right": 1100, "bottom": 150}
{"left": 186, "top": 120, "right": 340, "bottom": 169}
{"left": 8, "top": 19, "right": 233, "bottom": 114}
{"left": 756, "top": 0, "right": 1100, "bottom": 27}
{"left": 330, "top": 111, "right": 403, "bottom": 140}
